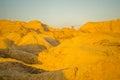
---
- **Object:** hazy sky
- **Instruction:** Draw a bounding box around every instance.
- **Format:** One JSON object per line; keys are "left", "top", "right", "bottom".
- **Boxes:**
{"left": 0, "top": 0, "right": 120, "bottom": 28}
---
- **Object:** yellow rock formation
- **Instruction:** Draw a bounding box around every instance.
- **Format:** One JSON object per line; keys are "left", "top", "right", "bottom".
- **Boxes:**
{"left": 80, "top": 19, "right": 120, "bottom": 33}
{"left": 0, "top": 19, "right": 120, "bottom": 80}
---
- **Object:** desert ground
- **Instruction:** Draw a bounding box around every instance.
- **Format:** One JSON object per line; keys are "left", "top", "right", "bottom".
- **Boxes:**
{"left": 0, "top": 19, "right": 120, "bottom": 80}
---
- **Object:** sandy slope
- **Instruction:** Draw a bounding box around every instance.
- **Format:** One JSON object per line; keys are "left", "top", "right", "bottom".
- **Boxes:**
{"left": 38, "top": 19, "right": 120, "bottom": 80}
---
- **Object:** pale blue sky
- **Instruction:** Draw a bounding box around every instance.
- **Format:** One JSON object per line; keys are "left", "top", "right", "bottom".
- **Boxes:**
{"left": 0, "top": 0, "right": 120, "bottom": 28}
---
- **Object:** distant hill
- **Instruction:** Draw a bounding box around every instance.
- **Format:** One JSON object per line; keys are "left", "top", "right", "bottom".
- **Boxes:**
{"left": 79, "top": 19, "right": 120, "bottom": 33}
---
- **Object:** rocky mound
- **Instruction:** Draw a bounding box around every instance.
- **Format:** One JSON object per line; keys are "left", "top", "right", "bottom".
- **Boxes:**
{"left": 38, "top": 19, "right": 120, "bottom": 80}
{"left": 80, "top": 19, "right": 120, "bottom": 33}
{"left": 0, "top": 20, "right": 62, "bottom": 64}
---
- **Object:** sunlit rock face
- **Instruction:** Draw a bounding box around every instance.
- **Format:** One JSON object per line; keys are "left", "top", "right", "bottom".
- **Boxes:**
{"left": 0, "top": 19, "right": 120, "bottom": 80}
{"left": 79, "top": 19, "right": 120, "bottom": 33}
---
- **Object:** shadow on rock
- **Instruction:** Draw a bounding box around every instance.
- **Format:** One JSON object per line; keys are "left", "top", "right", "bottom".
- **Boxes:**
{"left": 0, "top": 62, "right": 67, "bottom": 80}
{"left": 0, "top": 39, "right": 47, "bottom": 64}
